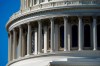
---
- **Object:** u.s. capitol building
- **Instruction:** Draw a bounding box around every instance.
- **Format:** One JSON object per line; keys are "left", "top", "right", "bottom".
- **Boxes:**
{"left": 6, "top": 0, "right": 100, "bottom": 66}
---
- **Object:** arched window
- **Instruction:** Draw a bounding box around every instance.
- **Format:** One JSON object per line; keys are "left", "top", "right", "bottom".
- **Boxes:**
{"left": 84, "top": 24, "right": 91, "bottom": 47}
{"left": 16, "top": 32, "right": 19, "bottom": 58}
{"left": 25, "top": 33, "right": 27, "bottom": 55}
{"left": 48, "top": 0, "right": 52, "bottom": 1}
{"left": 32, "top": 31, "right": 35, "bottom": 53}
{"left": 34, "top": 0, "right": 37, "bottom": 5}
{"left": 97, "top": 24, "right": 100, "bottom": 48}
{"left": 42, "top": 29, "right": 44, "bottom": 49}
{"left": 48, "top": 28, "right": 51, "bottom": 49}
{"left": 28, "top": 0, "right": 30, "bottom": 7}
{"left": 40, "top": 0, "right": 45, "bottom": 3}
{"left": 60, "top": 26, "right": 64, "bottom": 48}
{"left": 72, "top": 25, "right": 78, "bottom": 47}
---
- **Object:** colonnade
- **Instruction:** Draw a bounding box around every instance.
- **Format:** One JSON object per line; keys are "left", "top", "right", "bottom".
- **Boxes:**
{"left": 21, "top": 0, "right": 51, "bottom": 9}
{"left": 8, "top": 16, "right": 99, "bottom": 61}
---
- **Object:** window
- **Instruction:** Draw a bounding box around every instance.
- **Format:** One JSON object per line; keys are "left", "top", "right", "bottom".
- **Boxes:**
{"left": 34, "top": 0, "right": 37, "bottom": 5}
{"left": 84, "top": 24, "right": 91, "bottom": 47}
{"left": 60, "top": 26, "right": 64, "bottom": 48}
{"left": 97, "top": 24, "right": 100, "bottom": 47}
{"left": 72, "top": 25, "right": 78, "bottom": 47}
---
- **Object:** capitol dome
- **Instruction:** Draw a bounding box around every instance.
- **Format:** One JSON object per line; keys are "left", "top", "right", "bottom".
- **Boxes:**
{"left": 6, "top": 0, "right": 100, "bottom": 66}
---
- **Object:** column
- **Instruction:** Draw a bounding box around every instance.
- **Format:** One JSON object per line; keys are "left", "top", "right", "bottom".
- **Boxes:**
{"left": 50, "top": 18, "right": 54, "bottom": 52}
{"left": 37, "top": 0, "right": 39, "bottom": 4}
{"left": 22, "top": 33, "right": 26, "bottom": 57}
{"left": 54, "top": 24, "right": 59, "bottom": 51}
{"left": 33, "top": 0, "right": 34, "bottom": 5}
{"left": 38, "top": 21, "right": 42, "bottom": 54}
{"left": 34, "top": 28, "right": 38, "bottom": 55}
{"left": 23, "top": 0, "right": 24, "bottom": 9}
{"left": 21, "top": 0, "right": 23, "bottom": 10}
{"left": 78, "top": 17, "right": 83, "bottom": 51}
{"left": 13, "top": 29, "right": 17, "bottom": 59}
{"left": 93, "top": 17, "right": 97, "bottom": 50}
{"left": 44, "top": 26, "right": 48, "bottom": 53}
{"left": 30, "top": 0, "right": 33, "bottom": 7}
{"left": 27, "top": 23, "right": 32, "bottom": 55}
{"left": 27, "top": 0, "right": 29, "bottom": 8}
{"left": 8, "top": 32, "right": 13, "bottom": 61}
{"left": 18, "top": 26, "right": 23, "bottom": 57}
{"left": 45, "top": 0, "right": 48, "bottom": 2}
{"left": 68, "top": 24, "right": 71, "bottom": 51}
{"left": 64, "top": 17, "right": 68, "bottom": 51}
{"left": 24, "top": 0, "right": 27, "bottom": 9}
{"left": 34, "top": 0, "right": 36, "bottom": 5}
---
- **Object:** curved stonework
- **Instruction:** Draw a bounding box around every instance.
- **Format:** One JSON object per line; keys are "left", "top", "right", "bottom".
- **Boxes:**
{"left": 6, "top": 0, "right": 100, "bottom": 66}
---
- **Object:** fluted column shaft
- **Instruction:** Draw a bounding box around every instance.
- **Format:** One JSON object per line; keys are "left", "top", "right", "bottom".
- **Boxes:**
{"left": 24, "top": 0, "right": 26, "bottom": 9}
{"left": 50, "top": 18, "right": 54, "bottom": 52}
{"left": 30, "top": 0, "right": 33, "bottom": 7}
{"left": 27, "top": 23, "right": 32, "bottom": 55}
{"left": 13, "top": 29, "right": 17, "bottom": 59}
{"left": 54, "top": 24, "right": 59, "bottom": 51}
{"left": 45, "top": 0, "right": 48, "bottom": 2}
{"left": 21, "top": 0, "right": 23, "bottom": 10}
{"left": 18, "top": 26, "right": 23, "bottom": 57}
{"left": 37, "top": 0, "right": 40, "bottom": 4}
{"left": 22, "top": 33, "right": 26, "bottom": 57}
{"left": 38, "top": 21, "right": 42, "bottom": 54}
{"left": 93, "top": 17, "right": 97, "bottom": 50}
{"left": 8, "top": 32, "right": 13, "bottom": 61}
{"left": 34, "top": 28, "right": 38, "bottom": 55}
{"left": 44, "top": 26, "right": 48, "bottom": 53}
{"left": 26, "top": 0, "right": 29, "bottom": 8}
{"left": 78, "top": 17, "right": 83, "bottom": 51}
{"left": 64, "top": 17, "right": 68, "bottom": 51}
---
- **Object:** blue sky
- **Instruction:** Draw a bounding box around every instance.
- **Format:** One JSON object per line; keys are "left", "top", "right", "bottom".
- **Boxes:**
{"left": 0, "top": 0, "right": 20, "bottom": 66}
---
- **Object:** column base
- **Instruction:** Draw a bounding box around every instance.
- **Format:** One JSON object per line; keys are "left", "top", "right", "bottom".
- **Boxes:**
{"left": 78, "top": 49, "right": 83, "bottom": 51}
{"left": 25, "top": 54, "right": 30, "bottom": 57}
{"left": 93, "top": 49, "right": 97, "bottom": 51}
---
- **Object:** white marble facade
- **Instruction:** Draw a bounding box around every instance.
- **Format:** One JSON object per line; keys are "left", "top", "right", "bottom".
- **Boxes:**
{"left": 6, "top": 0, "right": 100, "bottom": 66}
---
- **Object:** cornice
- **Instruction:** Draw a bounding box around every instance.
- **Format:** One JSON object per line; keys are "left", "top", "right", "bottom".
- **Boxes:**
{"left": 6, "top": 6, "right": 100, "bottom": 31}
{"left": 7, "top": 0, "right": 100, "bottom": 29}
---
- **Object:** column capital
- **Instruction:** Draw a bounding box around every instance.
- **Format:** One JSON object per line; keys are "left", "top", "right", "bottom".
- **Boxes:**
{"left": 13, "top": 28, "right": 17, "bottom": 32}
{"left": 63, "top": 16, "right": 68, "bottom": 22}
{"left": 38, "top": 20, "right": 41, "bottom": 24}
{"left": 93, "top": 16, "right": 97, "bottom": 19}
{"left": 19, "top": 25, "right": 22, "bottom": 29}
{"left": 78, "top": 16, "right": 82, "bottom": 19}
{"left": 50, "top": 17, "right": 54, "bottom": 21}
{"left": 63, "top": 16, "right": 68, "bottom": 19}
{"left": 27, "top": 22, "right": 31, "bottom": 25}
{"left": 93, "top": 16, "right": 97, "bottom": 23}
{"left": 8, "top": 31, "right": 12, "bottom": 35}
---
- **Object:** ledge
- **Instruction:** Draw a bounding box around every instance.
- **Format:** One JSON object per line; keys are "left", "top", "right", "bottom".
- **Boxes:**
{"left": 7, "top": 50, "right": 100, "bottom": 66}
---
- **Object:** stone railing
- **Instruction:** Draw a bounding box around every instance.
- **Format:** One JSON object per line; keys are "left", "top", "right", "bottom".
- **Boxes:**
{"left": 8, "top": 0, "right": 100, "bottom": 23}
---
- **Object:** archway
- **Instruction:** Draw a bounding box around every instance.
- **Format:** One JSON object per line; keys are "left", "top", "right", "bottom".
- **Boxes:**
{"left": 72, "top": 25, "right": 78, "bottom": 48}
{"left": 97, "top": 24, "right": 100, "bottom": 48}
{"left": 60, "top": 26, "right": 64, "bottom": 48}
{"left": 84, "top": 24, "right": 91, "bottom": 47}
